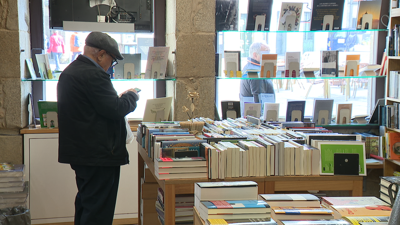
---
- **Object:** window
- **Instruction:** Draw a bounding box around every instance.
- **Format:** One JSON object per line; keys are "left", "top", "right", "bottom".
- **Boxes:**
{"left": 42, "top": 1, "right": 155, "bottom": 119}
{"left": 217, "top": 0, "right": 384, "bottom": 121}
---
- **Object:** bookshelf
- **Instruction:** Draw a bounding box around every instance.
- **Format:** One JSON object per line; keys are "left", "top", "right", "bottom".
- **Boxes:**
{"left": 137, "top": 142, "right": 363, "bottom": 225}
{"left": 384, "top": 159, "right": 400, "bottom": 176}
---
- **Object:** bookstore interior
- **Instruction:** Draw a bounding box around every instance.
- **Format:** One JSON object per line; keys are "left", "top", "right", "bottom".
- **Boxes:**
{"left": 5, "top": 0, "right": 400, "bottom": 224}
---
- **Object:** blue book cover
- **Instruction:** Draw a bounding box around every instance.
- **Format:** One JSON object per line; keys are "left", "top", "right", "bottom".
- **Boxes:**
{"left": 161, "top": 140, "right": 206, "bottom": 149}
{"left": 202, "top": 200, "right": 269, "bottom": 209}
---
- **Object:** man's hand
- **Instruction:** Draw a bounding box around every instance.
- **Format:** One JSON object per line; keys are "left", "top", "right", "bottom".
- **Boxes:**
{"left": 119, "top": 88, "right": 139, "bottom": 97}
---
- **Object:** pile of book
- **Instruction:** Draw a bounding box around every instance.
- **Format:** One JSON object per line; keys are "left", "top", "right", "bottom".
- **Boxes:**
{"left": 320, "top": 196, "right": 392, "bottom": 224}
{"left": 155, "top": 187, "right": 194, "bottom": 225}
{"left": 259, "top": 193, "right": 339, "bottom": 224}
{"left": 0, "top": 163, "right": 28, "bottom": 209}
{"left": 194, "top": 181, "right": 277, "bottom": 224}
{"left": 379, "top": 176, "right": 400, "bottom": 205}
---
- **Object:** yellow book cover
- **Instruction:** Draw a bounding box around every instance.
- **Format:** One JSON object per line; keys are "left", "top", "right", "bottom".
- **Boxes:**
{"left": 343, "top": 216, "right": 390, "bottom": 224}
{"left": 207, "top": 219, "right": 228, "bottom": 224}
{"left": 331, "top": 205, "right": 391, "bottom": 217}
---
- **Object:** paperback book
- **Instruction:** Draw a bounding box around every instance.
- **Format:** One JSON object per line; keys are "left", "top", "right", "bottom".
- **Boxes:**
{"left": 246, "top": 0, "right": 273, "bottom": 31}
{"left": 336, "top": 103, "right": 352, "bottom": 124}
{"left": 285, "top": 52, "right": 300, "bottom": 77}
{"left": 260, "top": 54, "right": 277, "bottom": 78}
{"left": 37, "top": 101, "right": 58, "bottom": 128}
{"left": 114, "top": 53, "right": 141, "bottom": 79}
{"left": 221, "top": 101, "right": 240, "bottom": 120}
{"left": 286, "top": 100, "right": 306, "bottom": 122}
{"left": 224, "top": 51, "right": 241, "bottom": 77}
{"left": 345, "top": 55, "right": 360, "bottom": 76}
{"left": 144, "top": 47, "right": 169, "bottom": 79}
{"left": 357, "top": 0, "right": 383, "bottom": 30}
{"left": 310, "top": 0, "right": 345, "bottom": 31}
{"left": 321, "top": 51, "right": 338, "bottom": 77}
{"left": 278, "top": 3, "right": 303, "bottom": 31}
{"left": 313, "top": 99, "right": 334, "bottom": 125}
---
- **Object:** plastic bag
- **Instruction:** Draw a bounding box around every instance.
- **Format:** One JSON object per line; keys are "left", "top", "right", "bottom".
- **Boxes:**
{"left": 125, "top": 117, "right": 134, "bottom": 144}
{"left": 0, "top": 206, "right": 31, "bottom": 225}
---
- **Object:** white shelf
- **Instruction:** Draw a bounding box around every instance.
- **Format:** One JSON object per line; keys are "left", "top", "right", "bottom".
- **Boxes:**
{"left": 63, "top": 21, "right": 135, "bottom": 33}
{"left": 387, "top": 97, "right": 400, "bottom": 103}
{"left": 388, "top": 56, "right": 400, "bottom": 60}
{"left": 391, "top": 8, "right": 400, "bottom": 18}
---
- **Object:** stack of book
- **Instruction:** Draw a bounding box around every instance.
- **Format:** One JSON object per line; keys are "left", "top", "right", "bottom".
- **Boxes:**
{"left": 0, "top": 163, "right": 28, "bottom": 209}
{"left": 194, "top": 181, "right": 277, "bottom": 224}
{"left": 155, "top": 188, "right": 194, "bottom": 225}
{"left": 379, "top": 176, "right": 400, "bottom": 205}
{"left": 320, "top": 197, "right": 392, "bottom": 220}
{"left": 154, "top": 157, "right": 207, "bottom": 180}
{"left": 259, "top": 193, "right": 337, "bottom": 223}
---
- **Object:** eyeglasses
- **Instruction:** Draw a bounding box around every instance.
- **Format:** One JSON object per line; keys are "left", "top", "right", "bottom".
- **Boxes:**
{"left": 107, "top": 52, "right": 118, "bottom": 67}
{"left": 102, "top": 50, "right": 118, "bottom": 67}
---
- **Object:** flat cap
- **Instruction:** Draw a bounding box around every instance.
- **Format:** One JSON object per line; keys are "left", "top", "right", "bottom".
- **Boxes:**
{"left": 85, "top": 31, "right": 123, "bottom": 60}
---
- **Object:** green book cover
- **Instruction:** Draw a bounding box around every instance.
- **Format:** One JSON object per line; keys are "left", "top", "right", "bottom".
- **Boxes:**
{"left": 318, "top": 141, "right": 366, "bottom": 175}
{"left": 37, "top": 101, "right": 58, "bottom": 128}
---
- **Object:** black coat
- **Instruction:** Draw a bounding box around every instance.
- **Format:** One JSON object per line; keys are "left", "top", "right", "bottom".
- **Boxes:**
{"left": 57, "top": 55, "right": 138, "bottom": 166}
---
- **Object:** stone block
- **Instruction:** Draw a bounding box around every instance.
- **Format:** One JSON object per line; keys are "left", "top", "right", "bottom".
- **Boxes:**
{"left": 0, "top": 135, "right": 23, "bottom": 164}
{"left": 176, "top": 0, "right": 215, "bottom": 33}
{"left": 0, "top": 0, "right": 19, "bottom": 30}
{"left": 173, "top": 77, "right": 215, "bottom": 121}
{"left": 0, "top": 31, "right": 20, "bottom": 77}
{"left": 0, "top": 78, "right": 24, "bottom": 129}
{"left": 175, "top": 33, "right": 215, "bottom": 78}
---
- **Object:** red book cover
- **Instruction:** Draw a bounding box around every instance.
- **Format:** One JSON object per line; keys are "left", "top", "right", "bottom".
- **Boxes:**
{"left": 210, "top": 200, "right": 233, "bottom": 209}
{"left": 388, "top": 131, "right": 400, "bottom": 160}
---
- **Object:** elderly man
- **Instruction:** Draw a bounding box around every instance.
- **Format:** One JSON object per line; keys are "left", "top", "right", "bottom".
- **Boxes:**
{"left": 57, "top": 32, "right": 140, "bottom": 225}
{"left": 240, "top": 42, "right": 275, "bottom": 105}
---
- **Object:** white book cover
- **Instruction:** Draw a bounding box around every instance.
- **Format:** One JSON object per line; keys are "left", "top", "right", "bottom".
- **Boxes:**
{"left": 263, "top": 103, "right": 280, "bottom": 122}
{"left": 285, "top": 52, "right": 300, "bottom": 77}
{"left": 278, "top": 2, "right": 303, "bottom": 31}
{"left": 224, "top": 51, "right": 240, "bottom": 77}
{"left": 244, "top": 103, "right": 261, "bottom": 118}
{"left": 145, "top": 47, "right": 169, "bottom": 79}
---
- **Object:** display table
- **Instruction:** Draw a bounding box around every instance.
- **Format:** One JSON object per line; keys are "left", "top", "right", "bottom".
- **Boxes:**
{"left": 137, "top": 143, "right": 364, "bottom": 225}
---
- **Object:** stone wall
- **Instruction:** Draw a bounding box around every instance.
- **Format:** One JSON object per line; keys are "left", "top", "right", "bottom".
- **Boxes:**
{"left": 0, "top": 0, "right": 31, "bottom": 164}
{"left": 166, "top": 0, "right": 216, "bottom": 121}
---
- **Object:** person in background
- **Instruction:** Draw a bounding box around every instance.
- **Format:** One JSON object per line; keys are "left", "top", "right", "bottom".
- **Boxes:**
{"left": 240, "top": 42, "right": 275, "bottom": 106}
{"left": 70, "top": 32, "right": 83, "bottom": 61}
{"left": 57, "top": 31, "right": 140, "bottom": 225}
{"left": 47, "top": 30, "right": 65, "bottom": 71}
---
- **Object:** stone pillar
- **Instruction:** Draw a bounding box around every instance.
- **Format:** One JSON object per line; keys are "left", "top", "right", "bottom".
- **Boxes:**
{"left": 166, "top": 0, "right": 215, "bottom": 121}
{"left": 0, "top": 0, "right": 32, "bottom": 164}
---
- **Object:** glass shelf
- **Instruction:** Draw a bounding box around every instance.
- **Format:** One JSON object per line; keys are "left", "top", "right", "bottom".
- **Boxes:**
{"left": 216, "top": 75, "right": 386, "bottom": 80}
{"left": 219, "top": 29, "right": 387, "bottom": 34}
{"left": 321, "top": 123, "right": 379, "bottom": 128}
{"left": 22, "top": 78, "right": 177, "bottom": 82}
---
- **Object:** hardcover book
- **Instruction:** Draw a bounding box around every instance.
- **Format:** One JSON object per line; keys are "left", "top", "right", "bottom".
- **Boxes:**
{"left": 278, "top": 3, "right": 303, "bottom": 31}
{"left": 321, "top": 51, "right": 338, "bottom": 77}
{"left": 142, "top": 97, "right": 173, "bottom": 122}
{"left": 321, "top": 197, "right": 389, "bottom": 207}
{"left": 221, "top": 101, "right": 241, "bottom": 120}
{"left": 260, "top": 54, "right": 277, "bottom": 78}
{"left": 345, "top": 55, "right": 360, "bottom": 76}
{"left": 216, "top": 0, "right": 238, "bottom": 31}
{"left": 317, "top": 141, "right": 366, "bottom": 176}
{"left": 313, "top": 99, "right": 334, "bottom": 125}
{"left": 114, "top": 53, "right": 141, "bottom": 79}
{"left": 357, "top": 0, "right": 382, "bottom": 30}
{"left": 224, "top": 51, "right": 241, "bottom": 77}
{"left": 246, "top": 0, "right": 273, "bottom": 31}
{"left": 330, "top": 205, "right": 391, "bottom": 219}
{"left": 310, "top": 0, "right": 345, "bottom": 31}
{"left": 285, "top": 52, "right": 300, "bottom": 77}
{"left": 337, "top": 103, "right": 352, "bottom": 124}
{"left": 195, "top": 181, "right": 258, "bottom": 201}
{"left": 25, "top": 58, "right": 37, "bottom": 79}
{"left": 259, "top": 194, "right": 320, "bottom": 208}
{"left": 387, "top": 131, "right": 400, "bottom": 160}
{"left": 144, "top": 47, "right": 169, "bottom": 79}
{"left": 286, "top": 100, "right": 306, "bottom": 122}
{"left": 37, "top": 101, "right": 58, "bottom": 128}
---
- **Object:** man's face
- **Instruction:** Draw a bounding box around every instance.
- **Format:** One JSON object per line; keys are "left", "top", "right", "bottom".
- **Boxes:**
{"left": 254, "top": 45, "right": 270, "bottom": 62}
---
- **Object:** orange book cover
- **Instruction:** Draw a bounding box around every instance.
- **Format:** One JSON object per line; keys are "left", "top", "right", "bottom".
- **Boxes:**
{"left": 388, "top": 131, "right": 400, "bottom": 160}
{"left": 260, "top": 54, "right": 277, "bottom": 78}
{"left": 345, "top": 55, "right": 360, "bottom": 76}
{"left": 331, "top": 205, "right": 392, "bottom": 217}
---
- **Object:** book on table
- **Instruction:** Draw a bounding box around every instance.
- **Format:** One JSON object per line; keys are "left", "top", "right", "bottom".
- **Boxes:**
{"left": 328, "top": 205, "right": 392, "bottom": 219}
{"left": 281, "top": 220, "right": 351, "bottom": 225}
{"left": 271, "top": 207, "right": 334, "bottom": 220}
{"left": 207, "top": 218, "right": 278, "bottom": 225}
{"left": 196, "top": 199, "right": 271, "bottom": 216}
{"left": 195, "top": 181, "right": 258, "bottom": 201}
{"left": 0, "top": 164, "right": 24, "bottom": 178}
{"left": 258, "top": 194, "right": 320, "bottom": 208}
{"left": 321, "top": 196, "right": 390, "bottom": 208}
{"left": 342, "top": 216, "right": 390, "bottom": 225}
